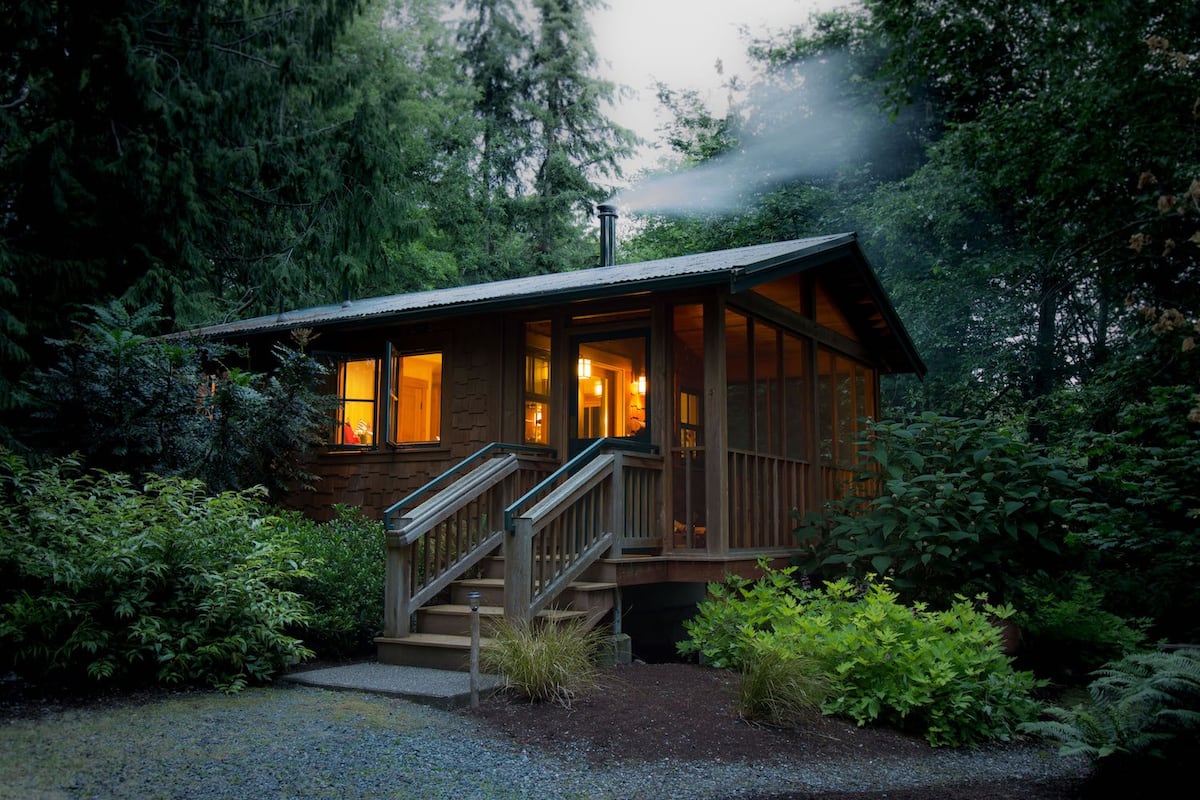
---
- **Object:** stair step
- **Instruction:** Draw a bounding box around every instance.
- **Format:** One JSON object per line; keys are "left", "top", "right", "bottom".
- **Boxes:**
{"left": 479, "top": 556, "right": 629, "bottom": 582}
{"left": 421, "top": 603, "right": 505, "bottom": 617}
{"left": 375, "top": 632, "right": 493, "bottom": 670}
{"left": 453, "top": 577, "right": 617, "bottom": 591}
{"left": 418, "top": 602, "right": 591, "bottom": 635}
{"left": 377, "top": 632, "right": 488, "bottom": 650}
{"left": 421, "top": 604, "right": 586, "bottom": 620}
{"left": 449, "top": 577, "right": 617, "bottom": 608}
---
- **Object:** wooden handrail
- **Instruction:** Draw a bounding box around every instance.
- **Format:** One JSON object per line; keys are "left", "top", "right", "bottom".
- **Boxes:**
{"left": 383, "top": 450, "right": 555, "bottom": 637}
{"left": 383, "top": 442, "right": 553, "bottom": 531}
{"left": 505, "top": 451, "right": 662, "bottom": 625}
{"left": 503, "top": 437, "right": 656, "bottom": 531}
{"left": 389, "top": 455, "right": 517, "bottom": 548}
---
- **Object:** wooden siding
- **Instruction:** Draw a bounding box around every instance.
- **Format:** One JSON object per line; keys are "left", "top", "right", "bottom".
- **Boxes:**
{"left": 284, "top": 317, "right": 507, "bottom": 521}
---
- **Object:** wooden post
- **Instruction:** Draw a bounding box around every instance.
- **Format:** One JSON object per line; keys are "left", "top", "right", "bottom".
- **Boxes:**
{"left": 384, "top": 534, "right": 413, "bottom": 637}
{"left": 606, "top": 452, "right": 624, "bottom": 559}
{"left": 505, "top": 520, "right": 533, "bottom": 626}
{"left": 704, "top": 296, "right": 729, "bottom": 555}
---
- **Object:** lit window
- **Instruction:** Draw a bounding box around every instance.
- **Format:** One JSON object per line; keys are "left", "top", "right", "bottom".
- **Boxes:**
{"left": 390, "top": 352, "right": 442, "bottom": 444}
{"left": 333, "top": 358, "right": 378, "bottom": 446}
{"left": 524, "top": 322, "right": 551, "bottom": 446}
{"left": 679, "top": 390, "right": 700, "bottom": 448}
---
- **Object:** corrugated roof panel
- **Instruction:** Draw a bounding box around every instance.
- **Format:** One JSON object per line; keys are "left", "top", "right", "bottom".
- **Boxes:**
{"left": 185, "top": 235, "right": 852, "bottom": 338}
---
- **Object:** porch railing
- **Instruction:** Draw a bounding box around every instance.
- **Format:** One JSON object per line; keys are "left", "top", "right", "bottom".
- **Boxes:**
{"left": 727, "top": 449, "right": 810, "bottom": 550}
{"left": 504, "top": 440, "right": 661, "bottom": 625}
{"left": 820, "top": 463, "right": 876, "bottom": 504}
{"left": 382, "top": 442, "right": 552, "bottom": 530}
{"left": 382, "top": 444, "right": 555, "bottom": 637}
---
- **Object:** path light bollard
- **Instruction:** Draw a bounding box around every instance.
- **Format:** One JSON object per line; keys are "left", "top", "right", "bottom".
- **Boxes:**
{"left": 467, "top": 590, "right": 481, "bottom": 709}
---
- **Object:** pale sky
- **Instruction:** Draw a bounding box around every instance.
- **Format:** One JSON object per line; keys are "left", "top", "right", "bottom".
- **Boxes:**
{"left": 590, "top": 0, "right": 849, "bottom": 178}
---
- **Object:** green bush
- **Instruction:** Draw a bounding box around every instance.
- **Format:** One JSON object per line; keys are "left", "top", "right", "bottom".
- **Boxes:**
{"left": 679, "top": 562, "right": 1044, "bottom": 746}
{"left": 286, "top": 506, "right": 385, "bottom": 658}
{"left": 1012, "top": 575, "right": 1149, "bottom": 682}
{"left": 481, "top": 619, "right": 605, "bottom": 708}
{"left": 0, "top": 452, "right": 313, "bottom": 691}
{"left": 19, "top": 301, "right": 330, "bottom": 498}
{"left": 1020, "top": 648, "right": 1200, "bottom": 788}
{"left": 796, "top": 413, "right": 1080, "bottom": 607}
{"left": 1065, "top": 387, "right": 1200, "bottom": 641}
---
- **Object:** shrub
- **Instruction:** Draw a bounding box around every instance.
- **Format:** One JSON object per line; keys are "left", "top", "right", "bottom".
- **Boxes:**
{"left": 1020, "top": 648, "right": 1200, "bottom": 789}
{"left": 0, "top": 452, "right": 313, "bottom": 691}
{"left": 1065, "top": 386, "right": 1200, "bottom": 642}
{"left": 481, "top": 619, "right": 605, "bottom": 708}
{"left": 18, "top": 301, "right": 330, "bottom": 498}
{"left": 736, "top": 637, "right": 830, "bottom": 727}
{"left": 679, "top": 562, "right": 1044, "bottom": 746}
{"left": 286, "top": 506, "right": 385, "bottom": 658}
{"left": 1012, "top": 575, "right": 1149, "bottom": 682}
{"left": 796, "top": 413, "right": 1080, "bottom": 607}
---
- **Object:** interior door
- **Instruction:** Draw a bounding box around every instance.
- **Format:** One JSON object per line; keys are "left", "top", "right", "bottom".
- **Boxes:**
{"left": 396, "top": 376, "right": 429, "bottom": 442}
{"left": 569, "top": 331, "right": 650, "bottom": 457}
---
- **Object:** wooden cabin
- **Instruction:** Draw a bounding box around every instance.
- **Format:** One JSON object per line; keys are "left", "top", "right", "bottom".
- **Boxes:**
{"left": 193, "top": 218, "right": 924, "bottom": 667}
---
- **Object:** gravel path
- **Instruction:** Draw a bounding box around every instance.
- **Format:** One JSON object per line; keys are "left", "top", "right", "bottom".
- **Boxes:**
{"left": 0, "top": 683, "right": 1089, "bottom": 800}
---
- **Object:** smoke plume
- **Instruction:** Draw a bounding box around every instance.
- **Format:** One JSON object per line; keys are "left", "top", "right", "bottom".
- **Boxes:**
{"left": 609, "top": 54, "right": 897, "bottom": 216}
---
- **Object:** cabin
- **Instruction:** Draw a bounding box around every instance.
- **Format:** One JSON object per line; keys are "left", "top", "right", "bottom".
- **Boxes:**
{"left": 191, "top": 207, "right": 924, "bottom": 666}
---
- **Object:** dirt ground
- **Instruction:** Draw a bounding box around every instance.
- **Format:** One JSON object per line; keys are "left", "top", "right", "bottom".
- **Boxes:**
{"left": 462, "top": 661, "right": 1090, "bottom": 800}
{"left": 1, "top": 660, "right": 1091, "bottom": 799}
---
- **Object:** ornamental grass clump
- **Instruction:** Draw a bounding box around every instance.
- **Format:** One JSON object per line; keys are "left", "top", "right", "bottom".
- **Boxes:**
{"left": 736, "top": 639, "right": 830, "bottom": 727}
{"left": 482, "top": 618, "right": 605, "bottom": 708}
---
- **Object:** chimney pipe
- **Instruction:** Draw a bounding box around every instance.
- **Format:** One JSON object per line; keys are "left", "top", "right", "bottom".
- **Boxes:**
{"left": 597, "top": 203, "right": 617, "bottom": 267}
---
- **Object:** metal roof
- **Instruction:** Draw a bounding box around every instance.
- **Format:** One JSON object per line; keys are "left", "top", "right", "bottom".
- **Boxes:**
{"left": 184, "top": 234, "right": 854, "bottom": 339}
{"left": 181, "top": 232, "right": 925, "bottom": 376}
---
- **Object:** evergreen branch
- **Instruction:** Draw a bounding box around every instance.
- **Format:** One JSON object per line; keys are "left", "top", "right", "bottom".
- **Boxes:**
{"left": 1, "top": 85, "right": 29, "bottom": 110}
{"left": 226, "top": 186, "right": 322, "bottom": 210}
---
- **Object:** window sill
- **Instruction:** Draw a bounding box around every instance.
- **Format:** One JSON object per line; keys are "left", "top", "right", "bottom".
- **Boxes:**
{"left": 388, "top": 441, "right": 449, "bottom": 454}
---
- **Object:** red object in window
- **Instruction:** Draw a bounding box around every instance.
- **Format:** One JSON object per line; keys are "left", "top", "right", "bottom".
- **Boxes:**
{"left": 342, "top": 422, "right": 359, "bottom": 444}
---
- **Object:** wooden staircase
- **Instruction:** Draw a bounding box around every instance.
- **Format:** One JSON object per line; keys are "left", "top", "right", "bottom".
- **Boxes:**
{"left": 375, "top": 442, "right": 660, "bottom": 671}
{"left": 375, "top": 556, "right": 618, "bottom": 670}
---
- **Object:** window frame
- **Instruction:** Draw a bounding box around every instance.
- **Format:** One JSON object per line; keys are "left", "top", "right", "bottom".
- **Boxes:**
{"left": 325, "top": 354, "right": 380, "bottom": 449}
{"left": 387, "top": 346, "right": 444, "bottom": 448}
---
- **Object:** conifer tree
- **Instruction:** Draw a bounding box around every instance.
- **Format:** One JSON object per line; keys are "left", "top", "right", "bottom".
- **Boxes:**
{"left": 455, "top": 0, "right": 534, "bottom": 280}
{"left": 524, "top": 0, "right": 634, "bottom": 271}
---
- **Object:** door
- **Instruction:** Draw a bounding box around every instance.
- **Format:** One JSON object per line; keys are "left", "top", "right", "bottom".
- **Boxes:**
{"left": 569, "top": 331, "right": 650, "bottom": 457}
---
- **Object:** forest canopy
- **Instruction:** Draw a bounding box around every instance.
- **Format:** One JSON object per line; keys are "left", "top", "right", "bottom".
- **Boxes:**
{"left": 1, "top": 1, "right": 1196, "bottom": 641}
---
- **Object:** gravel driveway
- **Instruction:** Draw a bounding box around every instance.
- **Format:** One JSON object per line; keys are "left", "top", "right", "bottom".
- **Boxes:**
{"left": 0, "top": 683, "right": 1089, "bottom": 800}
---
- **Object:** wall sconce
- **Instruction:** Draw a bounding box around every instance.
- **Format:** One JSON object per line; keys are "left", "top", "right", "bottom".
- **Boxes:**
{"left": 577, "top": 357, "right": 591, "bottom": 378}
{"left": 593, "top": 379, "right": 603, "bottom": 396}
{"left": 638, "top": 374, "right": 647, "bottom": 395}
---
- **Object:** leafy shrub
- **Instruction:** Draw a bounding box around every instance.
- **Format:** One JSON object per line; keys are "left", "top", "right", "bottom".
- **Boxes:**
{"left": 1020, "top": 648, "right": 1200, "bottom": 790}
{"left": 481, "top": 619, "right": 605, "bottom": 708}
{"left": 286, "top": 506, "right": 385, "bottom": 658}
{"left": 0, "top": 452, "right": 313, "bottom": 691}
{"left": 797, "top": 413, "right": 1081, "bottom": 607}
{"left": 1065, "top": 386, "right": 1200, "bottom": 642}
{"left": 1012, "top": 575, "right": 1149, "bottom": 682}
{"left": 736, "top": 637, "right": 830, "bottom": 728}
{"left": 679, "top": 562, "right": 1044, "bottom": 746}
{"left": 18, "top": 301, "right": 330, "bottom": 498}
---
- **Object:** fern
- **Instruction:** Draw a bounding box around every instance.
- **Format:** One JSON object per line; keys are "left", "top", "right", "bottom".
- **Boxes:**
{"left": 1021, "top": 648, "right": 1200, "bottom": 762}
